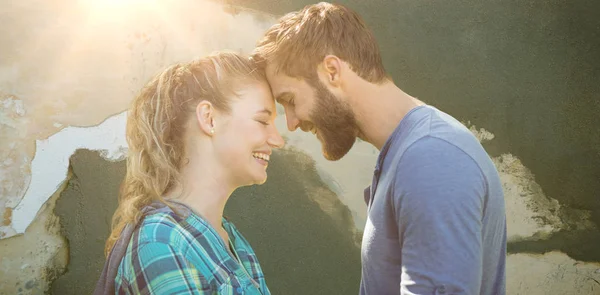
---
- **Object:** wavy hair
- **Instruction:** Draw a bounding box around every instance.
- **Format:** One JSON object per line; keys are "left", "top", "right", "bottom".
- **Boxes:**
{"left": 105, "top": 52, "right": 264, "bottom": 256}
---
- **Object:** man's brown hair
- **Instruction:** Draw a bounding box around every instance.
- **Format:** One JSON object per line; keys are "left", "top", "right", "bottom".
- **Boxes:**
{"left": 252, "top": 2, "right": 389, "bottom": 83}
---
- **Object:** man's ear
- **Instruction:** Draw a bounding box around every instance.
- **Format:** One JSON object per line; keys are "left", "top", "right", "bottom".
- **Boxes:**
{"left": 320, "top": 55, "right": 343, "bottom": 87}
{"left": 195, "top": 100, "right": 216, "bottom": 136}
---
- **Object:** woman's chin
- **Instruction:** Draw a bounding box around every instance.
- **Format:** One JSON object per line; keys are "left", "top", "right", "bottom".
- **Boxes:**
{"left": 254, "top": 175, "right": 268, "bottom": 185}
{"left": 253, "top": 170, "right": 268, "bottom": 185}
{"left": 240, "top": 173, "right": 267, "bottom": 187}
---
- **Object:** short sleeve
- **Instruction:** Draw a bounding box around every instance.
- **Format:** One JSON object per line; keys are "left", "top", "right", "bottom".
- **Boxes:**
{"left": 394, "top": 136, "right": 486, "bottom": 295}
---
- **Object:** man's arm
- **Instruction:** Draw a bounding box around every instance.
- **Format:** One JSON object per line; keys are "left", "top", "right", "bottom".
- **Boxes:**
{"left": 394, "top": 136, "right": 485, "bottom": 295}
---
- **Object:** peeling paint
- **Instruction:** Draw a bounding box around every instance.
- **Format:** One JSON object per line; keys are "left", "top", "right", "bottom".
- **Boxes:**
{"left": 0, "top": 1, "right": 280, "bottom": 292}
{"left": 0, "top": 94, "right": 31, "bottom": 239}
{"left": 0, "top": 0, "right": 278, "bottom": 241}
{"left": 466, "top": 124, "right": 596, "bottom": 241}
{"left": 464, "top": 121, "right": 495, "bottom": 143}
{"left": 9, "top": 112, "right": 128, "bottom": 237}
{"left": 468, "top": 125, "right": 598, "bottom": 263}
{"left": 2, "top": 207, "right": 12, "bottom": 226}
{"left": 0, "top": 181, "right": 68, "bottom": 295}
{"left": 495, "top": 153, "right": 565, "bottom": 239}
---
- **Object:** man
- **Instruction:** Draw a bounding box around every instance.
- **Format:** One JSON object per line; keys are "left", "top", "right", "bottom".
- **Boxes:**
{"left": 252, "top": 2, "right": 506, "bottom": 295}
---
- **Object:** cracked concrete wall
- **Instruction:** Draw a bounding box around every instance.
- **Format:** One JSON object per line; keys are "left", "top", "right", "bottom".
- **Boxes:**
{"left": 1, "top": 0, "right": 600, "bottom": 294}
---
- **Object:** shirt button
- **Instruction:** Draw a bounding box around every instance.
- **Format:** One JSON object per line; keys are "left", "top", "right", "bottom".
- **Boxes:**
{"left": 236, "top": 287, "right": 243, "bottom": 294}
{"left": 436, "top": 285, "right": 447, "bottom": 294}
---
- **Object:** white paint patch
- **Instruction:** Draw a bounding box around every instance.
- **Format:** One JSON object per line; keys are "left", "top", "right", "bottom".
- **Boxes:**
{"left": 9, "top": 111, "right": 128, "bottom": 236}
{"left": 464, "top": 124, "right": 586, "bottom": 240}
{"left": 493, "top": 153, "right": 566, "bottom": 240}
{"left": 464, "top": 121, "right": 495, "bottom": 142}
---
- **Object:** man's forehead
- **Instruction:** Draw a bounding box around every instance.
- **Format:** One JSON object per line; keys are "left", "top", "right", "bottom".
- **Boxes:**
{"left": 265, "top": 63, "right": 291, "bottom": 94}
{"left": 264, "top": 62, "right": 280, "bottom": 80}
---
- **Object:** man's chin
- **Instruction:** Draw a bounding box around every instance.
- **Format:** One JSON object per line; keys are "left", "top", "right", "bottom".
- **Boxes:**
{"left": 316, "top": 130, "right": 357, "bottom": 161}
{"left": 323, "top": 152, "right": 342, "bottom": 161}
{"left": 321, "top": 143, "right": 352, "bottom": 161}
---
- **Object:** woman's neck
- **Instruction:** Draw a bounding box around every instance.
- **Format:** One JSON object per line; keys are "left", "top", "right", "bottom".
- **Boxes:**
{"left": 167, "top": 159, "right": 235, "bottom": 236}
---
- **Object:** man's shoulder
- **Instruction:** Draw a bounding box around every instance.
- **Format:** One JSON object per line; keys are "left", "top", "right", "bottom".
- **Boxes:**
{"left": 389, "top": 132, "right": 487, "bottom": 195}
{"left": 396, "top": 135, "right": 480, "bottom": 172}
{"left": 387, "top": 106, "right": 471, "bottom": 152}
{"left": 390, "top": 107, "right": 485, "bottom": 167}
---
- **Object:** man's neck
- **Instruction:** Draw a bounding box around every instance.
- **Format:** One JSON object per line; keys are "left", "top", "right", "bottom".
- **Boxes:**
{"left": 350, "top": 80, "right": 425, "bottom": 150}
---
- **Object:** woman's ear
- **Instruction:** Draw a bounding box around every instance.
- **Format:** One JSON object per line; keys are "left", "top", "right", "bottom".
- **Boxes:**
{"left": 195, "top": 101, "right": 216, "bottom": 136}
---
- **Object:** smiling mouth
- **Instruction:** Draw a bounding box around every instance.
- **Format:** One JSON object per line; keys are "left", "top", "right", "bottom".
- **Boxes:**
{"left": 252, "top": 152, "right": 270, "bottom": 166}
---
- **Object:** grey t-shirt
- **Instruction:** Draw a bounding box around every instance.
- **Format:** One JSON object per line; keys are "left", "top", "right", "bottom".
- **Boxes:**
{"left": 360, "top": 106, "right": 506, "bottom": 295}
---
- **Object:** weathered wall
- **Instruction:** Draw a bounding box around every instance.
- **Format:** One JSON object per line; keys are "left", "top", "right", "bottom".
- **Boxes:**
{"left": 0, "top": 0, "right": 276, "bottom": 293}
{"left": 1, "top": 0, "right": 599, "bottom": 294}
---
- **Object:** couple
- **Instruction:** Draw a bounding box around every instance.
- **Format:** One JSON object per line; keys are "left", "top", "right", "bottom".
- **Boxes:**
{"left": 95, "top": 3, "right": 506, "bottom": 295}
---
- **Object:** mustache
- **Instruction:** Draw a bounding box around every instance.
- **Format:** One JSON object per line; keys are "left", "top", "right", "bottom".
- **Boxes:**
{"left": 298, "top": 121, "right": 314, "bottom": 132}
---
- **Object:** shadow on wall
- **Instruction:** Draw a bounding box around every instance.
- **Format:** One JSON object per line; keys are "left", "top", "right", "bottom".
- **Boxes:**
{"left": 50, "top": 148, "right": 362, "bottom": 294}
{"left": 507, "top": 228, "right": 600, "bottom": 262}
{"left": 50, "top": 150, "right": 124, "bottom": 295}
{"left": 226, "top": 148, "right": 362, "bottom": 294}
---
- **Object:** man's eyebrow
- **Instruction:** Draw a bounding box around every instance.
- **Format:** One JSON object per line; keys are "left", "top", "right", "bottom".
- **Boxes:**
{"left": 275, "top": 92, "right": 293, "bottom": 104}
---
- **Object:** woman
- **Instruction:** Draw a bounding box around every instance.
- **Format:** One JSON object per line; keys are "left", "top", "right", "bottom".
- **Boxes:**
{"left": 94, "top": 52, "right": 284, "bottom": 295}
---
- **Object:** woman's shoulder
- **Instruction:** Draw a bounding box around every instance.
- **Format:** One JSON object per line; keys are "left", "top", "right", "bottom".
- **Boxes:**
{"left": 135, "top": 211, "right": 195, "bottom": 247}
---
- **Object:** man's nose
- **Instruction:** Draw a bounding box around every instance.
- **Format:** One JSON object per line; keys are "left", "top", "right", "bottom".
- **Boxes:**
{"left": 284, "top": 108, "right": 300, "bottom": 131}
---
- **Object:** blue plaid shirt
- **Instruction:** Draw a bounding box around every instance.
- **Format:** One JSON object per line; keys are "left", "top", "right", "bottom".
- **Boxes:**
{"left": 114, "top": 206, "right": 270, "bottom": 294}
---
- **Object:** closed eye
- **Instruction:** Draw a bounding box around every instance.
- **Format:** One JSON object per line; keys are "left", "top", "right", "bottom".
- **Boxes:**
{"left": 256, "top": 120, "right": 269, "bottom": 126}
{"left": 276, "top": 92, "right": 295, "bottom": 107}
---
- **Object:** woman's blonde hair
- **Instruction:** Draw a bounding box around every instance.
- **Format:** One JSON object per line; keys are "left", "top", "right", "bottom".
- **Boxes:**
{"left": 105, "top": 52, "right": 265, "bottom": 256}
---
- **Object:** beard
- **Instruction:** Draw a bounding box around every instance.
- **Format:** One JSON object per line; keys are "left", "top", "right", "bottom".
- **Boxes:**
{"left": 308, "top": 79, "right": 359, "bottom": 161}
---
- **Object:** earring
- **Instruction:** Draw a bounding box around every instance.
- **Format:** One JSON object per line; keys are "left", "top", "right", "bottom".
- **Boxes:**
{"left": 210, "top": 128, "right": 215, "bottom": 134}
